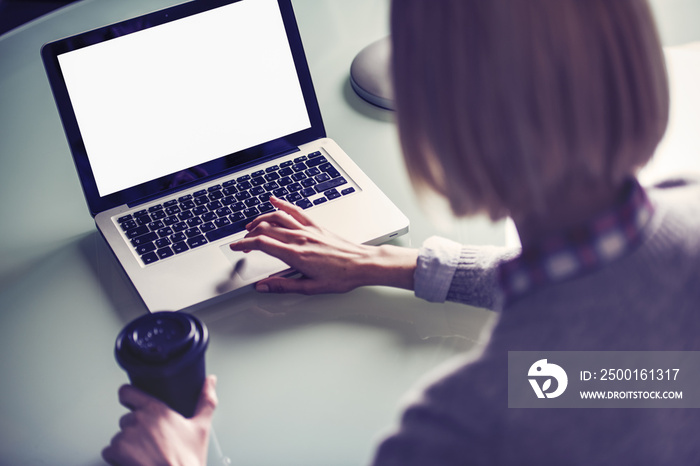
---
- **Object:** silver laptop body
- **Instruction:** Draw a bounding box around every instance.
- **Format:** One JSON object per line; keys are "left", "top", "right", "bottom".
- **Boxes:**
{"left": 42, "top": 0, "right": 409, "bottom": 311}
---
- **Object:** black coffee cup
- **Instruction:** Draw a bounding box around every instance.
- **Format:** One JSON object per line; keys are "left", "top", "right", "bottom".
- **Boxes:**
{"left": 115, "top": 311, "right": 209, "bottom": 418}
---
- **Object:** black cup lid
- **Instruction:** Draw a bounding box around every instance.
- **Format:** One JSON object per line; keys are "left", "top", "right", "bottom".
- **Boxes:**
{"left": 119, "top": 312, "right": 203, "bottom": 364}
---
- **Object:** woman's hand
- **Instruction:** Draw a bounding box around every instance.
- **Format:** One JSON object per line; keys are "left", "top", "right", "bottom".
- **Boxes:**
{"left": 229, "top": 197, "right": 417, "bottom": 295}
{"left": 102, "top": 375, "right": 218, "bottom": 466}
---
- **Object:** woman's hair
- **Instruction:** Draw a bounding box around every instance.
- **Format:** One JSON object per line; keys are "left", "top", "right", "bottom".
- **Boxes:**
{"left": 391, "top": 0, "right": 669, "bottom": 220}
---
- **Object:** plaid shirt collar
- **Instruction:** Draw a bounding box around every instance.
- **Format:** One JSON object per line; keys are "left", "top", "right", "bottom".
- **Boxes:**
{"left": 497, "top": 178, "right": 654, "bottom": 306}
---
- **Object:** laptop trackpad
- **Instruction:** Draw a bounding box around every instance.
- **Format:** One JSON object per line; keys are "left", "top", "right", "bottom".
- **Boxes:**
{"left": 219, "top": 244, "right": 289, "bottom": 281}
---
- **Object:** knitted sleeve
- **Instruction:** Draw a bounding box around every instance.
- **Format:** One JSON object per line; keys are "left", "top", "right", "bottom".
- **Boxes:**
{"left": 414, "top": 236, "right": 518, "bottom": 311}
{"left": 445, "top": 245, "right": 519, "bottom": 310}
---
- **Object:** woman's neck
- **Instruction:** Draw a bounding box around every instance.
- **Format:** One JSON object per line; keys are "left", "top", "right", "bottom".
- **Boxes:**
{"left": 512, "top": 180, "right": 622, "bottom": 249}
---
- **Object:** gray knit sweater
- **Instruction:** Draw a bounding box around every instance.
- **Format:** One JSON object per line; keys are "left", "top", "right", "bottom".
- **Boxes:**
{"left": 371, "top": 178, "right": 700, "bottom": 465}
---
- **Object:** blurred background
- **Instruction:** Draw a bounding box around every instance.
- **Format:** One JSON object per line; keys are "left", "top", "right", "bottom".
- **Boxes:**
{"left": 0, "top": 0, "right": 78, "bottom": 36}
{"left": 2, "top": 0, "right": 700, "bottom": 44}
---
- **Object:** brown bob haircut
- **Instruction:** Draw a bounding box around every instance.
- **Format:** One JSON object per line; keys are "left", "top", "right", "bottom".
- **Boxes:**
{"left": 391, "top": 0, "right": 669, "bottom": 220}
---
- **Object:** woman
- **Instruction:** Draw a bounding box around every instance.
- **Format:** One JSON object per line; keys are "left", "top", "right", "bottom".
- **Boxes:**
{"left": 103, "top": 0, "right": 700, "bottom": 464}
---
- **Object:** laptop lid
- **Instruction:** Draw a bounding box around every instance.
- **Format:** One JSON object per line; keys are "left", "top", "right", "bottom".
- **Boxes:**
{"left": 42, "top": 0, "right": 325, "bottom": 217}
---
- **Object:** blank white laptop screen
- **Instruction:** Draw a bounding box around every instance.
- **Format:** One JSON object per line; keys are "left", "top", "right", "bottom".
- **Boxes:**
{"left": 57, "top": 0, "right": 311, "bottom": 197}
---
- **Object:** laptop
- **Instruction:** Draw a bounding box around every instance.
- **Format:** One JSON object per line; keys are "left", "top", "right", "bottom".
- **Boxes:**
{"left": 41, "top": 0, "right": 409, "bottom": 312}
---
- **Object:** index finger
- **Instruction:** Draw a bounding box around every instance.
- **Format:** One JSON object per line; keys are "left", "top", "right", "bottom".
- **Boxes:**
{"left": 245, "top": 209, "right": 303, "bottom": 232}
{"left": 269, "top": 196, "right": 317, "bottom": 227}
{"left": 230, "top": 232, "right": 299, "bottom": 264}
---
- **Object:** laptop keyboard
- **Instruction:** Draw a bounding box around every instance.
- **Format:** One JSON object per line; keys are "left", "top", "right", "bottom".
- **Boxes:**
{"left": 114, "top": 151, "right": 357, "bottom": 266}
